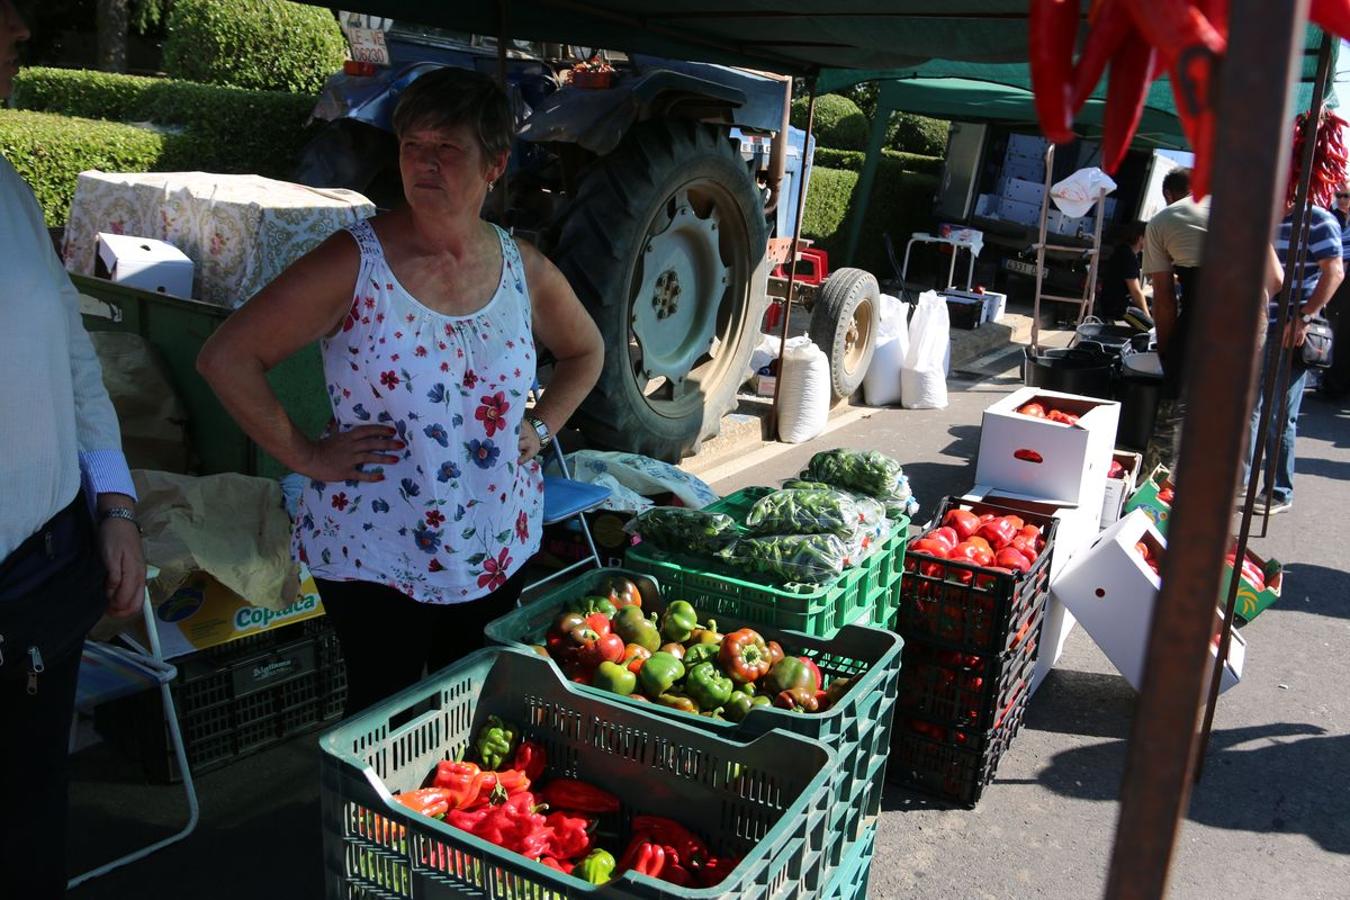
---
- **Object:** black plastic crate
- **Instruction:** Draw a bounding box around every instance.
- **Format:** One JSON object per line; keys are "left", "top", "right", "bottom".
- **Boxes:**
{"left": 94, "top": 616, "right": 347, "bottom": 783}
{"left": 898, "top": 497, "right": 1057, "bottom": 651}
{"left": 947, "top": 297, "right": 983, "bottom": 330}
{"left": 896, "top": 608, "right": 1041, "bottom": 731}
{"left": 888, "top": 681, "right": 1029, "bottom": 807}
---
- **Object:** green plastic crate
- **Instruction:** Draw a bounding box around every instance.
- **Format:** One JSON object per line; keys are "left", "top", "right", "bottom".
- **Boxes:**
{"left": 626, "top": 487, "right": 909, "bottom": 638}
{"left": 320, "top": 646, "right": 838, "bottom": 899}
{"left": 482, "top": 568, "right": 902, "bottom": 877}
{"left": 820, "top": 820, "right": 877, "bottom": 900}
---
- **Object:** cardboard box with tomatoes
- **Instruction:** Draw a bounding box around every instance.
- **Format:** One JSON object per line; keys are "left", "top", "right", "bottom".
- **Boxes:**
{"left": 1051, "top": 509, "right": 1244, "bottom": 693}
{"left": 1121, "top": 464, "right": 1175, "bottom": 535}
{"left": 1223, "top": 546, "right": 1283, "bottom": 622}
{"left": 1101, "top": 450, "right": 1143, "bottom": 530}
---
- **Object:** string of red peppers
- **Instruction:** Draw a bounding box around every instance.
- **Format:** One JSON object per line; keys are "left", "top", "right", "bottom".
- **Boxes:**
{"left": 1030, "top": 0, "right": 1350, "bottom": 201}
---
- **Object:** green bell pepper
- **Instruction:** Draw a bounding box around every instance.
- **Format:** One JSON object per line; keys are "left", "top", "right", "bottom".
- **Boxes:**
{"left": 613, "top": 605, "right": 662, "bottom": 652}
{"left": 724, "top": 692, "right": 772, "bottom": 722}
{"left": 576, "top": 848, "right": 616, "bottom": 884}
{"left": 765, "top": 657, "right": 816, "bottom": 695}
{"left": 567, "top": 595, "right": 617, "bottom": 617}
{"left": 592, "top": 660, "right": 637, "bottom": 696}
{"left": 638, "top": 651, "right": 686, "bottom": 697}
{"left": 685, "top": 662, "right": 734, "bottom": 711}
{"left": 682, "top": 642, "right": 720, "bottom": 668}
{"left": 659, "top": 600, "right": 699, "bottom": 644}
{"left": 473, "top": 715, "right": 519, "bottom": 771}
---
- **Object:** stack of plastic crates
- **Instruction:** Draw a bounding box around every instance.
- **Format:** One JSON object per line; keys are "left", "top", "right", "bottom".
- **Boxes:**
{"left": 320, "top": 646, "right": 842, "bottom": 898}
{"left": 625, "top": 486, "right": 908, "bottom": 638}
{"left": 888, "top": 497, "right": 1057, "bottom": 807}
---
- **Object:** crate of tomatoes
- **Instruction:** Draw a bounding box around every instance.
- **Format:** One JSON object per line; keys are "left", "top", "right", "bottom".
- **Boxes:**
{"left": 484, "top": 567, "right": 903, "bottom": 874}
{"left": 897, "top": 498, "right": 1058, "bottom": 652}
{"left": 320, "top": 647, "right": 838, "bottom": 898}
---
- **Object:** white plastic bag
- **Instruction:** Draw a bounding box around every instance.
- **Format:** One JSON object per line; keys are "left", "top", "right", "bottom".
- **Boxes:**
{"left": 1050, "top": 167, "right": 1118, "bottom": 218}
{"left": 863, "top": 294, "right": 910, "bottom": 407}
{"left": 746, "top": 332, "right": 781, "bottom": 383}
{"left": 777, "top": 336, "right": 831, "bottom": 443}
{"left": 901, "top": 291, "right": 950, "bottom": 409}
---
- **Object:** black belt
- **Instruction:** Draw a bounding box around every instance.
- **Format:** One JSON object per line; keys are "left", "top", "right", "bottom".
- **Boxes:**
{"left": 0, "top": 493, "right": 88, "bottom": 603}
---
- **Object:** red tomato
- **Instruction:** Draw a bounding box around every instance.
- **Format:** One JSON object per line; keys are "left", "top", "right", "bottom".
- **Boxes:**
{"left": 1108, "top": 460, "right": 1126, "bottom": 479}
{"left": 1017, "top": 402, "right": 1047, "bottom": 418}
{"left": 1135, "top": 541, "right": 1152, "bottom": 561}
{"left": 1157, "top": 485, "right": 1175, "bottom": 504}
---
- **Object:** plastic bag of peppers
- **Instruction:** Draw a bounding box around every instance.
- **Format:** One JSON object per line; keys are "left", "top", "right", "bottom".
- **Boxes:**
{"left": 539, "top": 578, "right": 852, "bottom": 718}
{"left": 391, "top": 715, "right": 741, "bottom": 887}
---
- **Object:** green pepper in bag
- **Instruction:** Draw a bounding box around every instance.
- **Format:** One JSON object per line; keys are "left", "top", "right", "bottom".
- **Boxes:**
{"left": 685, "top": 662, "right": 734, "bottom": 711}
{"left": 659, "top": 601, "right": 699, "bottom": 643}
{"left": 630, "top": 507, "right": 740, "bottom": 554}
{"left": 473, "top": 716, "right": 519, "bottom": 771}
{"left": 744, "top": 488, "right": 859, "bottom": 537}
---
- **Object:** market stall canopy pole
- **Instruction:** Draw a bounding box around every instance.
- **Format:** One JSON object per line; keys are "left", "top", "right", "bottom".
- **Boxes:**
{"left": 1196, "top": 33, "right": 1337, "bottom": 782}
{"left": 843, "top": 80, "right": 905, "bottom": 266}
{"left": 1103, "top": 2, "right": 1310, "bottom": 898}
{"left": 770, "top": 78, "right": 817, "bottom": 441}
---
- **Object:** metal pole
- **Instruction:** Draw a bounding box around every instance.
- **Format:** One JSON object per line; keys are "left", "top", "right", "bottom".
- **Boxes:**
{"left": 844, "top": 80, "right": 900, "bottom": 265}
{"left": 1103, "top": 2, "right": 1308, "bottom": 898}
{"left": 770, "top": 77, "right": 817, "bottom": 440}
{"left": 1031, "top": 143, "right": 1056, "bottom": 354}
{"left": 1195, "top": 33, "right": 1335, "bottom": 780}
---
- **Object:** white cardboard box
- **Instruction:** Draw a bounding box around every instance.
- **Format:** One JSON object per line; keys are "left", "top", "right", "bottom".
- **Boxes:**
{"left": 1052, "top": 510, "right": 1242, "bottom": 692}
{"left": 1101, "top": 450, "right": 1144, "bottom": 529}
{"left": 975, "top": 387, "right": 1120, "bottom": 507}
{"left": 961, "top": 483, "right": 1106, "bottom": 694}
{"left": 1001, "top": 176, "right": 1047, "bottom": 206}
{"left": 1001, "top": 156, "right": 1044, "bottom": 184}
{"left": 95, "top": 232, "right": 195, "bottom": 298}
{"left": 998, "top": 197, "right": 1042, "bottom": 227}
{"left": 1006, "top": 133, "right": 1051, "bottom": 162}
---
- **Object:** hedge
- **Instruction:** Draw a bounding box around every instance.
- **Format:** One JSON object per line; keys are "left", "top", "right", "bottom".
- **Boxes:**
{"left": 791, "top": 93, "right": 870, "bottom": 151}
{"left": 813, "top": 146, "right": 943, "bottom": 176}
{"left": 163, "top": 0, "right": 347, "bottom": 95}
{"left": 12, "top": 66, "right": 318, "bottom": 179}
{"left": 0, "top": 109, "right": 167, "bottom": 226}
{"left": 802, "top": 164, "right": 940, "bottom": 276}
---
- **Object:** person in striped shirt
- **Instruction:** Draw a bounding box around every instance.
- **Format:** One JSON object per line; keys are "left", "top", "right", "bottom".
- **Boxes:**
{"left": 1242, "top": 200, "right": 1344, "bottom": 514}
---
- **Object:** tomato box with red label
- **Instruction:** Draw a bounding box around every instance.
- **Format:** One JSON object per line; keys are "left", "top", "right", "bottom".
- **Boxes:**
{"left": 975, "top": 387, "right": 1121, "bottom": 508}
{"left": 1121, "top": 464, "right": 1174, "bottom": 535}
{"left": 1101, "top": 450, "right": 1143, "bottom": 530}
{"left": 1221, "top": 546, "right": 1283, "bottom": 622}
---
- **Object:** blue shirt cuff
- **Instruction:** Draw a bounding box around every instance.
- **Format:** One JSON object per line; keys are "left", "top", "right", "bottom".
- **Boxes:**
{"left": 79, "top": 449, "right": 138, "bottom": 502}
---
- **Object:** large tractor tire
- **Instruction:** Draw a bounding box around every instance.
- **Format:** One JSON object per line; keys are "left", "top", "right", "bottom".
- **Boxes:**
{"left": 294, "top": 119, "right": 404, "bottom": 210}
{"left": 551, "top": 120, "right": 770, "bottom": 462}
{"left": 809, "top": 268, "right": 880, "bottom": 400}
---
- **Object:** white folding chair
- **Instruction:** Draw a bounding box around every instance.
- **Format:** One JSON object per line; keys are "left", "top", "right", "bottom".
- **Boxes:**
{"left": 69, "top": 566, "right": 199, "bottom": 889}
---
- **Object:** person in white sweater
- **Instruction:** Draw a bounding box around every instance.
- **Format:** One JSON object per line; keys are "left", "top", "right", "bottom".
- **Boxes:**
{"left": 0, "top": 2, "right": 145, "bottom": 895}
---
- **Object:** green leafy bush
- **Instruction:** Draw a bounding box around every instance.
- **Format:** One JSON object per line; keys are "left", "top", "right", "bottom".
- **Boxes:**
{"left": 889, "top": 112, "right": 949, "bottom": 156}
{"left": 802, "top": 165, "right": 940, "bottom": 275}
{"left": 163, "top": 0, "right": 346, "bottom": 94}
{"left": 0, "top": 109, "right": 167, "bottom": 226}
{"left": 791, "top": 93, "right": 871, "bottom": 151}
{"left": 813, "top": 147, "right": 943, "bottom": 176}
{"left": 12, "top": 66, "right": 318, "bottom": 178}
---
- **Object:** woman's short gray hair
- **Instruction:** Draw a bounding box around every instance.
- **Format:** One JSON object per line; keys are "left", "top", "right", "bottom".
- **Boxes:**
{"left": 392, "top": 68, "right": 514, "bottom": 164}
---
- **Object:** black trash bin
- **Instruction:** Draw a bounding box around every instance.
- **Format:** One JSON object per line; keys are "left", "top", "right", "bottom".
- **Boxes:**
{"left": 1073, "top": 321, "right": 1140, "bottom": 355}
{"left": 1116, "top": 350, "right": 1164, "bottom": 450}
{"left": 1023, "top": 345, "right": 1116, "bottom": 399}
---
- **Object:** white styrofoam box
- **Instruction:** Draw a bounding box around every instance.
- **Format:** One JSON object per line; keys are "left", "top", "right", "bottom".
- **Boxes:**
{"left": 95, "top": 232, "right": 194, "bottom": 297}
{"left": 1051, "top": 510, "right": 1242, "bottom": 692}
{"left": 1101, "top": 450, "right": 1144, "bottom": 529}
{"left": 975, "top": 386, "right": 1121, "bottom": 507}
{"left": 960, "top": 485, "right": 1105, "bottom": 694}
{"left": 943, "top": 289, "right": 1006, "bottom": 324}
{"left": 1001, "top": 156, "right": 1044, "bottom": 184}
{"left": 974, "top": 193, "right": 1000, "bottom": 218}
{"left": 1001, "top": 177, "right": 1047, "bottom": 206}
{"left": 1007, "top": 133, "right": 1051, "bottom": 162}
{"left": 998, "top": 198, "right": 1042, "bottom": 227}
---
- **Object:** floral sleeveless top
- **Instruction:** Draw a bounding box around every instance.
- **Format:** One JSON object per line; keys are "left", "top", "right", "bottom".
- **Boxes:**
{"left": 293, "top": 218, "right": 543, "bottom": 604}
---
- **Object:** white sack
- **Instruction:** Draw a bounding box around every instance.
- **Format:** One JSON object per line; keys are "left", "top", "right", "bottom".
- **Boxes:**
{"left": 1050, "top": 167, "right": 1118, "bottom": 218}
{"left": 863, "top": 294, "right": 910, "bottom": 406}
{"left": 777, "top": 336, "right": 831, "bottom": 443}
{"left": 901, "top": 290, "right": 950, "bottom": 409}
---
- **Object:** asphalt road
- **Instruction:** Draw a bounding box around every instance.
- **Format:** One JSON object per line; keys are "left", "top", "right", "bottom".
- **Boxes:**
{"left": 66, "top": 355, "right": 1350, "bottom": 899}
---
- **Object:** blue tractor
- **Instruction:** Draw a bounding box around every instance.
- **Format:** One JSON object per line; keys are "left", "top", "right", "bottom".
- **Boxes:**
{"left": 297, "top": 18, "right": 874, "bottom": 461}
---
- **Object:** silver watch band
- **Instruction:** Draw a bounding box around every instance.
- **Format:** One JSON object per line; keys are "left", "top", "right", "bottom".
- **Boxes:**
{"left": 100, "top": 506, "right": 141, "bottom": 531}
{"left": 528, "top": 415, "right": 553, "bottom": 449}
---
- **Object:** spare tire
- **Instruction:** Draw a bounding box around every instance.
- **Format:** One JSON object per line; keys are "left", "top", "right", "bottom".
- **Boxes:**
{"left": 551, "top": 120, "right": 770, "bottom": 461}
{"left": 808, "top": 268, "right": 880, "bottom": 400}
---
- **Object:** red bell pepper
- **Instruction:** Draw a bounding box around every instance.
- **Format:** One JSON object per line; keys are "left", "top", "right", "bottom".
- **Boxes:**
{"left": 621, "top": 839, "right": 667, "bottom": 878}
{"left": 631, "top": 815, "right": 709, "bottom": 866}
{"left": 584, "top": 612, "right": 612, "bottom": 636}
{"left": 942, "top": 508, "right": 981, "bottom": 540}
{"left": 1101, "top": 36, "right": 1158, "bottom": 173}
{"left": 433, "top": 760, "right": 487, "bottom": 810}
{"left": 542, "top": 810, "right": 592, "bottom": 861}
{"left": 909, "top": 537, "right": 950, "bottom": 558}
{"left": 975, "top": 517, "right": 1017, "bottom": 552}
{"left": 623, "top": 642, "right": 652, "bottom": 674}
{"left": 1029, "top": 0, "right": 1080, "bottom": 143}
{"left": 1070, "top": 0, "right": 1134, "bottom": 112}
{"left": 539, "top": 778, "right": 620, "bottom": 815}
{"left": 1311, "top": 1, "right": 1350, "bottom": 47}
{"left": 1010, "top": 534, "right": 1040, "bottom": 563}
{"left": 695, "top": 854, "right": 740, "bottom": 888}
{"left": 539, "top": 856, "right": 575, "bottom": 874}
{"left": 995, "top": 546, "right": 1033, "bottom": 573}
{"left": 467, "top": 768, "right": 532, "bottom": 809}
{"left": 511, "top": 740, "right": 546, "bottom": 782}
{"left": 800, "top": 657, "right": 823, "bottom": 692}
{"left": 394, "top": 787, "right": 452, "bottom": 820}
{"left": 928, "top": 526, "right": 960, "bottom": 551}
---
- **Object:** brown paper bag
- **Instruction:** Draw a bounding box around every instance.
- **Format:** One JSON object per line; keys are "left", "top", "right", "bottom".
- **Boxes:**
{"left": 90, "top": 331, "right": 191, "bottom": 473}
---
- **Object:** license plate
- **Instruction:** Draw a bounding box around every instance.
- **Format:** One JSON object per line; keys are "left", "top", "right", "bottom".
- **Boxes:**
{"left": 345, "top": 26, "right": 389, "bottom": 66}
{"left": 1004, "top": 259, "right": 1037, "bottom": 277}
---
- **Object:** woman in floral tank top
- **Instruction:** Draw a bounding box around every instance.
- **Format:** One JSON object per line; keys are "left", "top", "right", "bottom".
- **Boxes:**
{"left": 199, "top": 69, "right": 603, "bottom": 713}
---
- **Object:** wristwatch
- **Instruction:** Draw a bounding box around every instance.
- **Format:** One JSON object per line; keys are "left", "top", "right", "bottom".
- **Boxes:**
{"left": 1300, "top": 307, "right": 1315, "bottom": 324}
{"left": 525, "top": 415, "right": 553, "bottom": 450}
{"left": 100, "top": 506, "right": 142, "bottom": 533}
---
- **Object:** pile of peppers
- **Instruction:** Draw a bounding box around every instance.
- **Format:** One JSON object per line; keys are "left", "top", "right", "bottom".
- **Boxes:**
{"left": 537, "top": 580, "right": 852, "bottom": 717}
{"left": 1028, "top": 0, "right": 1350, "bottom": 201}
{"left": 390, "top": 715, "right": 741, "bottom": 887}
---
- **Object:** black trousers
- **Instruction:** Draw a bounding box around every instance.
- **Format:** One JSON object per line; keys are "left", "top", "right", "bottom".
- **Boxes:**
{"left": 0, "top": 498, "right": 106, "bottom": 899}
{"left": 317, "top": 567, "right": 528, "bottom": 716}
{"left": 1321, "top": 277, "right": 1350, "bottom": 396}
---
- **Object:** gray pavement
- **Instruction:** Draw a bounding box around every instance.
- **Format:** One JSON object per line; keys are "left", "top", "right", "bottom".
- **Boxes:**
{"left": 66, "top": 354, "right": 1350, "bottom": 899}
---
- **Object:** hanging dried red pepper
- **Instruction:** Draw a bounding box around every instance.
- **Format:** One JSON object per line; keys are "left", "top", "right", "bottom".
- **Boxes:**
{"left": 1030, "top": 0, "right": 1081, "bottom": 143}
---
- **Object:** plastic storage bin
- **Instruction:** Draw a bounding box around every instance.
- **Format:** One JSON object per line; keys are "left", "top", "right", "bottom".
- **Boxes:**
{"left": 320, "top": 647, "right": 840, "bottom": 899}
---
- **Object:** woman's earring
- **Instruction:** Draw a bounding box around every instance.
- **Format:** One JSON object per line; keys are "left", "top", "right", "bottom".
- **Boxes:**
{"left": 487, "top": 181, "right": 495, "bottom": 193}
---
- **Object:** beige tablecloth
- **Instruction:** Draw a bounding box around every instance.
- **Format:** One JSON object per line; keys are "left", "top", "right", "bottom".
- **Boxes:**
{"left": 63, "top": 171, "right": 376, "bottom": 308}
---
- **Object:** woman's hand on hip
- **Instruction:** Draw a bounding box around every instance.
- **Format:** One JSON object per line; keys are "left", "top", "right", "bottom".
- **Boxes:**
{"left": 300, "top": 426, "right": 405, "bottom": 482}
{"left": 518, "top": 424, "right": 542, "bottom": 464}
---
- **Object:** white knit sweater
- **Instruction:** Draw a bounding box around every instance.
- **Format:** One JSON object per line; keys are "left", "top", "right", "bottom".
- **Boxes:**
{"left": 0, "top": 157, "right": 135, "bottom": 559}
